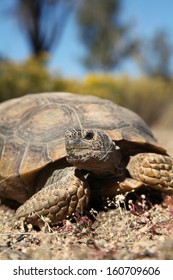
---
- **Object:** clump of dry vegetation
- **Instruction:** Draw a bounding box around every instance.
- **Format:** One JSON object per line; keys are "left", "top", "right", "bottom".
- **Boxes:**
{"left": 1, "top": 187, "right": 173, "bottom": 260}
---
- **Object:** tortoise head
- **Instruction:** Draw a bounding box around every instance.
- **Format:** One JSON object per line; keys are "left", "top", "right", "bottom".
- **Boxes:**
{"left": 65, "top": 128, "right": 121, "bottom": 176}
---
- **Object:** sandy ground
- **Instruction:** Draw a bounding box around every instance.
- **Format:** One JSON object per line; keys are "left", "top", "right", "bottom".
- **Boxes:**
{"left": 153, "top": 128, "right": 173, "bottom": 157}
{"left": 0, "top": 126, "right": 173, "bottom": 260}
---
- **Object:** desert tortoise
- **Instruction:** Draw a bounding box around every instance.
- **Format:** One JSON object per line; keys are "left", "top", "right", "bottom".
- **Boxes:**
{"left": 0, "top": 92, "right": 172, "bottom": 225}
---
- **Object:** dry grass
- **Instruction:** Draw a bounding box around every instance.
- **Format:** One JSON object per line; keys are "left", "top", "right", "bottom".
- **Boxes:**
{"left": 0, "top": 195, "right": 173, "bottom": 260}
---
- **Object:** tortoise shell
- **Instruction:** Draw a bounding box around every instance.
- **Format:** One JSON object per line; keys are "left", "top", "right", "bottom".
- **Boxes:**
{"left": 0, "top": 92, "right": 166, "bottom": 186}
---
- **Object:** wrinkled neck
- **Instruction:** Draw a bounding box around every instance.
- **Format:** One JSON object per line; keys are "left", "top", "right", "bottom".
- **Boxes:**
{"left": 85, "top": 145, "right": 122, "bottom": 177}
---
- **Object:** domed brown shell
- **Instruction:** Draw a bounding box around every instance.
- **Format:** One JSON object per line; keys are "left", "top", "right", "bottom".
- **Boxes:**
{"left": 0, "top": 92, "right": 166, "bottom": 183}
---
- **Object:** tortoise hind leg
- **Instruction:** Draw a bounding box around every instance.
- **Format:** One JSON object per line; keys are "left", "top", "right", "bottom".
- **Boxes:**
{"left": 127, "top": 153, "right": 173, "bottom": 191}
{"left": 16, "top": 167, "right": 90, "bottom": 226}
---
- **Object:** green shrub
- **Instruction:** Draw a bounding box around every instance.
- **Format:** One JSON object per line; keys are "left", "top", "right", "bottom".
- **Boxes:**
{"left": 0, "top": 59, "right": 172, "bottom": 125}
{"left": 0, "top": 57, "right": 52, "bottom": 102}
{"left": 82, "top": 74, "right": 172, "bottom": 125}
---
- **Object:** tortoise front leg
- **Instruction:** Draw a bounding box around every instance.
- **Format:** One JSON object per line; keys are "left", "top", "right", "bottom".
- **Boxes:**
{"left": 16, "top": 167, "right": 90, "bottom": 226}
{"left": 88, "top": 175, "right": 143, "bottom": 208}
{"left": 127, "top": 153, "right": 173, "bottom": 191}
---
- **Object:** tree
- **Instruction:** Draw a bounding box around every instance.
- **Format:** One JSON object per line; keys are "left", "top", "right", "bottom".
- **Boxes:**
{"left": 76, "top": 0, "right": 139, "bottom": 71}
{"left": 1, "top": 0, "right": 75, "bottom": 57}
{"left": 137, "top": 30, "right": 173, "bottom": 80}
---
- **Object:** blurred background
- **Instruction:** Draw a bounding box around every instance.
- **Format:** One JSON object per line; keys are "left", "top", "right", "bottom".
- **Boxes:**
{"left": 0, "top": 0, "right": 173, "bottom": 129}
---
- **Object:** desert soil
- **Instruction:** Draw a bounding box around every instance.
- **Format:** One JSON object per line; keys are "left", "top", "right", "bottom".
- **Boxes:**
{"left": 0, "top": 126, "right": 173, "bottom": 260}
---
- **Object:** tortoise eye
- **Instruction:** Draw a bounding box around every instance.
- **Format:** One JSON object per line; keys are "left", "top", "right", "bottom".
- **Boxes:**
{"left": 84, "top": 131, "right": 94, "bottom": 140}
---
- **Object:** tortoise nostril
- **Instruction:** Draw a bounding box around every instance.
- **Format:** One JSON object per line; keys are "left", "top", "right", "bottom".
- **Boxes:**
{"left": 84, "top": 131, "right": 94, "bottom": 140}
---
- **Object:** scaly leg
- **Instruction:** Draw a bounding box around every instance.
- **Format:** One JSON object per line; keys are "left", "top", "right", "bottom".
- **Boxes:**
{"left": 16, "top": 167, "right": 90, "bottom": 226}
{"left": 127, "top": 153, "right": 173, "bottom": 191}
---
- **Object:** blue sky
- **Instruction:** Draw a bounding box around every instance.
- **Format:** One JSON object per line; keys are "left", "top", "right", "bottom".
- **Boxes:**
{"left": 0, "top": 0, "right": 173, "bottom": 78}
